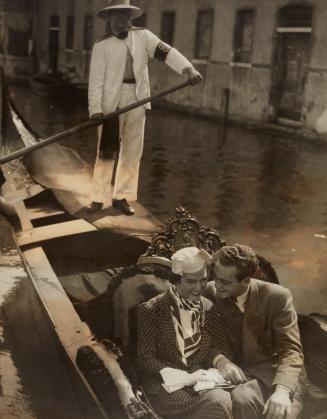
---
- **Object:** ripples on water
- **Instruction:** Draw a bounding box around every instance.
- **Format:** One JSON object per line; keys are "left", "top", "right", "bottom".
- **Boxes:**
{"left": 8, "top": 84, "right": 327, "bottom": 315}
{"left": 0, "top": 216, "right": 36, "bottom": 418}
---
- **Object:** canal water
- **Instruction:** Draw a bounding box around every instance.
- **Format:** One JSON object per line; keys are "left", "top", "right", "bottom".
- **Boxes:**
{"left": 9, "top": 83, "right": 327, "bottom": 315}
{"left": 1, "top": 83, "right": 327, "bottom": 417}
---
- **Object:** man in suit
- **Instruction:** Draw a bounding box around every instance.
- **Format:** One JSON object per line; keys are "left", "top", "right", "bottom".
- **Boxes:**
{"left": 88, "top": 0, "right": 202, "bottom": 215}
{"left": 208, "top": 244, "right": 305, "bottom": 419}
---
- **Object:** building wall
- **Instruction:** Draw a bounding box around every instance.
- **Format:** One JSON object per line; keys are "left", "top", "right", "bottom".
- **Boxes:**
{"left": 34, "top": 0, "right": 106, "bottom": 80}
{"left": 0, "top": 0, "right": 34, "bottom": 77}
{"left": 141, "top": 0, "right": 327, "bottom": 131}
{"left": 31, "top": 0, "right": 327, "bottom": 132}
{"left": 305, "top": 1, "right": 327, "bottom": 129}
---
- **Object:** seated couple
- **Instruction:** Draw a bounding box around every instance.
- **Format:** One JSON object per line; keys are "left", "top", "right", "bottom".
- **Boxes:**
{"left": 137, "top": 245, "right": 305, "bottom": 419}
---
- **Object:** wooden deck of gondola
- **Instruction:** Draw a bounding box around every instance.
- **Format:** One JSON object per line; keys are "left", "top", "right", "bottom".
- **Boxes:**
{"left": 15, "top": 201, "right": 160, "bottom": 247}
{"left": 2, "top": 178, "right": 162, "bottom": 418}
{"left": 4, "top": 179, "right": 161, "bottom": 247}
{"left": 5, "top": 186, "right": 108, "bottom": 418}
{"left": 16, "top": 219, "right": 97, "bottom": 246}
{"left": 79, "top": 201, "right": 162, "bottom": 237}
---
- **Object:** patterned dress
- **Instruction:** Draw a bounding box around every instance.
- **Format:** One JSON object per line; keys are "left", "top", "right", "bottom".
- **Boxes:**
{"left": 137, "top": 290, "right": 233, "bottom": 419}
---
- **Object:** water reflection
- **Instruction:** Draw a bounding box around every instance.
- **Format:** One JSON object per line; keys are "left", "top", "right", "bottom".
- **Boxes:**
{"left": 0, "top": 214, "right": 88, "bottom": 418}
{"left": 0, "top": 264, "right": 36, "bottom": 419}
{"left": 254, "top": 136, "right": 300, "bottom": 229}
{"left": 8, "top": 84, "right": 327, "bottom": 315}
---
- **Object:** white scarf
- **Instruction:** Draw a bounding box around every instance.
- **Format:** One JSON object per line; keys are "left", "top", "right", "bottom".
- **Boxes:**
{"left": 169, "top": 287, "right": 204, "bottom": 365}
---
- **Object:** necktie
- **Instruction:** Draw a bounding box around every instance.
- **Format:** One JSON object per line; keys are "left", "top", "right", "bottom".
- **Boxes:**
{"left": 229, "top": 297, "right": 243, "bottom": 316}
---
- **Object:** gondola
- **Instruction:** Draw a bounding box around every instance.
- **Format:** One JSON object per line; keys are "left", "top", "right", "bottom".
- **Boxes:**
{"left": 1, "top": 69, "right": 327, "bottom": 419}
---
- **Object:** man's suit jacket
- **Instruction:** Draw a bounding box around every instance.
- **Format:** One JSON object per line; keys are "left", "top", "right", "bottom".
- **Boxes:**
{"left": 207, "top": 278, "right": 304, "bottom": 393}
{"left": 88, "top": 28, "right": 192, "bottom": 116}
{"left": 137, "top": 290, "right": 231, "bottom": 395}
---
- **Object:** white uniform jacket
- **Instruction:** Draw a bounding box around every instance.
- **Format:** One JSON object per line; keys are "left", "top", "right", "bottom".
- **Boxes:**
{"left": 88, "top": 28, "right": 192, "bottom": 116}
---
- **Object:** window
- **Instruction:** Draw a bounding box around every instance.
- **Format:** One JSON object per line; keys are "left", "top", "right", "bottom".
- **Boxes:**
{"left": 66, "top": 15, "right": 74, "bottom": 49}
{"left": 133, "top": 13, "right": 147, "bottom": 27}
{"left": 83, "top": 15, "right": 93, "bottom": 50}
{"left": 278, "top": 5, "right": 312, "bottom": 28}
{"left": 7, "top": 27, "right": 30, "bottom": 56}
{"left": 0, "top": 17, "right": 3, "bottom": 53}
{"left": 233, "top": 9, "right": 255, "bottom": 63}
{"left": 49, "top": 15, "right": 59, "bottom": 29}
{"left": 195, "top": 9, "right": 214, "bottom": 59}
{"left": 4, "top": 0, "right": 30, "bottom": 12}
{"left": 161, "top": 11, "right": 175, "bottom": 45}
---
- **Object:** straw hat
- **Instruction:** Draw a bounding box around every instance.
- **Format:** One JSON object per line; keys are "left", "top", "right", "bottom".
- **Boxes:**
{"left": 97, "top": 0, "right": 143, "bottom": 20}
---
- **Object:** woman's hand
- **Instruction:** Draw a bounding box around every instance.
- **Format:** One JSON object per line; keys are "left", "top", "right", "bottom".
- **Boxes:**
{"left": 187, "top": 369, "right": 225, "bottom": 386}
{"left": 193, "top": 380, "right": 217, "bottom": 392}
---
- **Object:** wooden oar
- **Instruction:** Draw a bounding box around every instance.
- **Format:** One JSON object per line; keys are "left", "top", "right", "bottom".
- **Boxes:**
{"left": 0, "top": 80, "right": 191, "bottom": 164}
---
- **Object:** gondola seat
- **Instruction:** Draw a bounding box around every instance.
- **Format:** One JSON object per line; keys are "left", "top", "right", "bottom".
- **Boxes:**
{"left": 75, "top": 206, "right": 227, "bottom": 345}
{"left": 76, "top": 206, "right": 278, "bottom": 346}
{"left": 75, "top": 207, "right": 327, "bottom": 419}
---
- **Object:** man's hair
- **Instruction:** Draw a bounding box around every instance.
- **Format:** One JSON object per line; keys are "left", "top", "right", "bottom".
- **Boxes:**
{"left": 211, "top": 244, "right": 258, "bottom": 282}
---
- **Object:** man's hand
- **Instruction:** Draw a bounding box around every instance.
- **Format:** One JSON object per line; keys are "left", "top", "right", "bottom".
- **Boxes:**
{"left": 263, "top": 387, "right": 292, "bottom": 419}
{"left": 214, "top": 356, "right": 247, "bottom": 384}
{"left": 90, "top": 112, "right": 104, "bottom": 122}
{"left": 183, "top": 66, "right": 203, "bottom": 85}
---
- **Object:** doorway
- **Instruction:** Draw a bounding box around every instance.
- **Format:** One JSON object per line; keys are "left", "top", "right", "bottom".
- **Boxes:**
{"left": 271, "top": 5, "right": 312, "bottom": 123}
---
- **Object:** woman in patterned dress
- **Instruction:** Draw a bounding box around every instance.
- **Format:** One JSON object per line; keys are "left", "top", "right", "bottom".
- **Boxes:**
{"left": 137, "top": 247, "right": 233, "bottom": 419}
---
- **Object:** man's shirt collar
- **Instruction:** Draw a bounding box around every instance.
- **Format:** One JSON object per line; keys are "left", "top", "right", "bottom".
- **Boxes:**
{"left": 236, "top": 282, "right": 251, "bottom": 313}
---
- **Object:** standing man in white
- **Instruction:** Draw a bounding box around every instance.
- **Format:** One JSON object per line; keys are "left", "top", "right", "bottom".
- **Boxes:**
{"left": 88, "top": 0, "right": 202, "bottom": 215}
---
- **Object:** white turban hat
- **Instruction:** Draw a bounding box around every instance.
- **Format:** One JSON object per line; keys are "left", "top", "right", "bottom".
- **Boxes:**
{"left": 171, "top": 247, "right": 212, "bottom": 275}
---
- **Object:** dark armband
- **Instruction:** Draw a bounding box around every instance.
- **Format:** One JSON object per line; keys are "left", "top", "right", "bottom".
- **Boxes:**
{"left": 154, "top": 42, "right": 171, "bottom": 62}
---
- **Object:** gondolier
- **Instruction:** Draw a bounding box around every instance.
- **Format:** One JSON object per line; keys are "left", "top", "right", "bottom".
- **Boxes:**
{"left": 88, "top": 0, "right": 202, "bottom": 215}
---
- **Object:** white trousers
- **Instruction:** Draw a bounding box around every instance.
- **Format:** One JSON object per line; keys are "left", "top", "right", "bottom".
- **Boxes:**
{"left": 91, "top": 84, "right": 146, "bottom": 203}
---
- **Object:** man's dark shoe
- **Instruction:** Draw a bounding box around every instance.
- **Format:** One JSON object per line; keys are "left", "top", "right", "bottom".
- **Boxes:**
{"left": 112, "top": 199, "right": 135, "bottom": 216}
{"left": 87, "top": 201, "right": 103, "bottom": 213}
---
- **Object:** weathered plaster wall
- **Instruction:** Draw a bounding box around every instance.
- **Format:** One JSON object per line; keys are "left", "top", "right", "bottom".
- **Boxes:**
{"left": 145, "top": 0, "right": 274, "bottom": 123}
{"left": 30, "top": 0, "right": 327, "bottom": 133}
{"left": 0, "top": 0, "right": 34, "bottom": 76}
{"left": 304, "top": 1, "right": 327, "bottom": 130}
{"left": 33, "top": 0, "right": 60, "bottom": 73}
